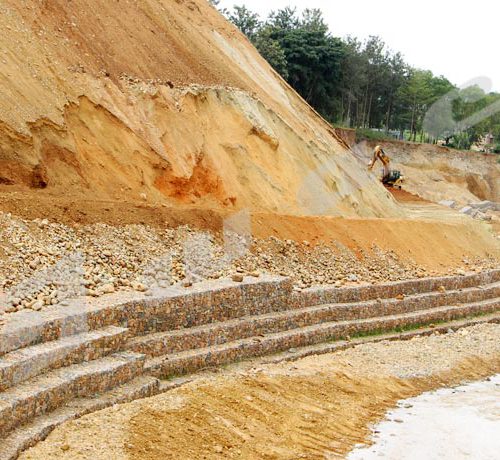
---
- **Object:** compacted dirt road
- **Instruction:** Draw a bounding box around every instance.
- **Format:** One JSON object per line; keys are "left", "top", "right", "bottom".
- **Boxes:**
{"left": 20, "top": 323, "right": 500, "bottom": 460}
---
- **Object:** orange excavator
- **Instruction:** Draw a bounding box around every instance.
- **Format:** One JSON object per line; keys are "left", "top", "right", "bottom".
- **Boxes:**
{"left": 368, "top": 145, "right": 404, "bottom": 189}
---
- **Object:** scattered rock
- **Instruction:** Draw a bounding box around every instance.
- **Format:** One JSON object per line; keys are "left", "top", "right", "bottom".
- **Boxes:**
{"left": 459, "top": 206, "right": 474, "bottom": 215}
{"left": 131, "top": 281, "right": 147, "bottom": 292}
{"left": 0, "top": 211, "right": 496, "bottom": 317}
{"left": 476, "top": 212, "right": 492, "bottom": 222}
{"left": 438, "top": 200, "right": 456, "bottom": 209}
{"left": 470, "top": 201, "right": 497, "bottom": 211}
{"left": 100, "top": 283, "right": 115, "bottom": 294}
{"left": 31, "top": 300, "right": 43, "bottom": 311}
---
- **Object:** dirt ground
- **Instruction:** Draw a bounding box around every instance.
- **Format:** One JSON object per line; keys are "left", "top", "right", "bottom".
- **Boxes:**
{"left": 354, "top": 140, "right": 500, "bottom": 206}
{"left": 1, "top": 190, "right": 498, "bottom": 274}
{"left": 386, "top": 187, "right": 430, "bottom": 203}
{"left": 20, "top": 323, "right": 500, "bottom": 460}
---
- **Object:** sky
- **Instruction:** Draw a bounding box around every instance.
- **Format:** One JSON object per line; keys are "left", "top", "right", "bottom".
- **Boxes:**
{"left": 218, "top": 0, "right": 499, "bottom": 92}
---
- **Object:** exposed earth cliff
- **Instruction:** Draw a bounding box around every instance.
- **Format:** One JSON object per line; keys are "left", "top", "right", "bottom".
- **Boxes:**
{"left": 0, "top": 0, "right": 399, "bottom": 218}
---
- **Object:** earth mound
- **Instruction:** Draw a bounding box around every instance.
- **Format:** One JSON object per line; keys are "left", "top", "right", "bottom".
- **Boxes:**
{"left": 0, "top": 0, "right": 398, "bottom": 218}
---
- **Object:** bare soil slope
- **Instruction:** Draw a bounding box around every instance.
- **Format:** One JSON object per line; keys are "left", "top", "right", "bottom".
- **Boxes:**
{"left": 0, "top": 0, "right": 398, "bottom": 218}
{"left": 355, "top": 140, "right": 500, "bottom": 206}
{"left": 0, "top": 0, "right": 498, "bottom": 275}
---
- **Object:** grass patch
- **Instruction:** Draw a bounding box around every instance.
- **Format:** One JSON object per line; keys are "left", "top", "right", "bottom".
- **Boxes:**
{"left": 355, "top": 128, "right": 395, "bottom": 143}
{"left": 332, "top": 312, "right": 496, "bottom": 343}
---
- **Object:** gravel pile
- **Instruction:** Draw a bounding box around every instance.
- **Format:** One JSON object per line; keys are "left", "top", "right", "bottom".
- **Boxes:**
{"left": 0, "top": 212, "right": 497, "bottom": 317}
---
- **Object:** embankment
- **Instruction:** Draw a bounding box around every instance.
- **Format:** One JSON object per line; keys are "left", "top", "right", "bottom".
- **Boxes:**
{"left": 19, "top": 323, "right": 500, "bottom": 460}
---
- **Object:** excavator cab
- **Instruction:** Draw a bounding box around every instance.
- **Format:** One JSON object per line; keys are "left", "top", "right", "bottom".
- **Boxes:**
{"left": 382, "top": 170, "right": 404, "bottom": 189}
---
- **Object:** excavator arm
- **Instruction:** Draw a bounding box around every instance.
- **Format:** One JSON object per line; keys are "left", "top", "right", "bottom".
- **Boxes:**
{"left": 367, "top": 145, "right": 404, "bottom": 189}
{"left": 368, "top": 146, "right": 391, "bottom": 171}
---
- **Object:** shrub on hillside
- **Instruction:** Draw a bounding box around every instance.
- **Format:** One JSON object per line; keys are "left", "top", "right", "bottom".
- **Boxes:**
{"left": 355, "top": 128, "right": 394, "bottom": 143}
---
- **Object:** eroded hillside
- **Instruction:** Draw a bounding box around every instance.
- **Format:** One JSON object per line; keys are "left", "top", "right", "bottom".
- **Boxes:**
{"left": 0, "top": 0, "right": 400, "bottom": 217}
{"left": 354, "top": 140, "right": 500, "bottom": 206}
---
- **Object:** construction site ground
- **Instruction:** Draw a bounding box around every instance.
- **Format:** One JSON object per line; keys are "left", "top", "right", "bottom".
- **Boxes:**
{"left": 1, "top": 188, "right": 498, "bottom": 277}
{"left": 18, "top": 323, "right": 500, "bottom": 460}
{"left": 0, "top": 0, "right": 498, "bottom": 458}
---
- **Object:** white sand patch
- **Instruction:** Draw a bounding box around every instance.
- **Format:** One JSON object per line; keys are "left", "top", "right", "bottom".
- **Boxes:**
{"left": 348, "top": 374, "right": 500, "bottom": 460}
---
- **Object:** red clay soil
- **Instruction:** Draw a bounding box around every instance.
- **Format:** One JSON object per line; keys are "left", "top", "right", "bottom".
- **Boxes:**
{"left": 385, "top": 187, "right": 430, "bottom": 203}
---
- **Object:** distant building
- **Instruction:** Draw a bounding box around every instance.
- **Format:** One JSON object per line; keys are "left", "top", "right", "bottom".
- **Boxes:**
{"left": 472, "top": 133, "right": 495, "bottom": 152}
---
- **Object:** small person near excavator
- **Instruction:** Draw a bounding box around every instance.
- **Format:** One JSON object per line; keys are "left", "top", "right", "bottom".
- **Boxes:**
{"left": 368, "top": 145, "right": 404, "bottom": 189}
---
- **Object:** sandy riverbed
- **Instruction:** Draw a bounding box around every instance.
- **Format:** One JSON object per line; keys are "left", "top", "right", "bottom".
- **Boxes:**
{"left": 20, "top": 323, "right": 500, "bottom": 460}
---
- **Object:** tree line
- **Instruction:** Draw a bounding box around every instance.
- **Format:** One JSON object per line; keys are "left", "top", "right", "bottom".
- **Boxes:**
{"left": 210, "top": 2, "right": 500, "bottom": 151}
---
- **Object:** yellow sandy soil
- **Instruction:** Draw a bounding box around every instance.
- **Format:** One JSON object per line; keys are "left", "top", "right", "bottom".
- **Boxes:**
{"left": 21, "top": 324, "right": 500, "bottom": 460}
{"left": 0, "top": 0, "right": 397, "bottom": 218}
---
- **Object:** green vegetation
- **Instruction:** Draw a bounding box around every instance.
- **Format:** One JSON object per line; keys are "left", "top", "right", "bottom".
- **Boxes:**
{"left": 214, "top": 2, "right": 500, "bottom": 151}
{"left": 355, "top": 128, "right": 394, "bottom": 143}
{"left": 330, "top": 313, "right": 494, "bottom": 343}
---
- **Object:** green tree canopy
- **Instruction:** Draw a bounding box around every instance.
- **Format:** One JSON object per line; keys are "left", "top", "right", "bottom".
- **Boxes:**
{"left": 218, "top": 3, "right": 500, "bottom": 149}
